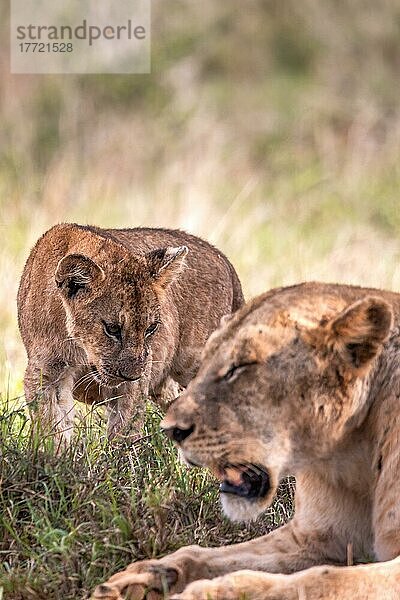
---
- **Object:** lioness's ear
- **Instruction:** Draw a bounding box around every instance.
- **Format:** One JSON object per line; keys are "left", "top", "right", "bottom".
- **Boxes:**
{"left": 146, "top": 246, "right": 188, "bottom": 289}
{"left": 55, "top": 254, "right": 105, "bottom": 300}
{"left": 329, "top": 296, "right": 393, "bottom": 370}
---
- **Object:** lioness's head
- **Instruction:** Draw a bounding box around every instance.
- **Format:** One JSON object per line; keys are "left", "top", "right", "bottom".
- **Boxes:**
{"left": 161, "top": 285, "right": 393, "bottom": 521}
{"left": 55, "top": 244, "right": 187, "bottom": 388}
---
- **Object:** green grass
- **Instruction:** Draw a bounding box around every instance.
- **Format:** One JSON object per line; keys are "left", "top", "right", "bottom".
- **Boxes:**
{"left": 0, "top": 399, "right": 294, "bottom": 599}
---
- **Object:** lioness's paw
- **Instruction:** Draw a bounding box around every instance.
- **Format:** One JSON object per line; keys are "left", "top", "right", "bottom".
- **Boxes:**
{"left": 92, "top": 561, "right": 179, "bottom": 600}
{"left": 170, "top": 576, "right": 237, "bottom": 600}
{"left": 171, "top": 571, "right": 277, "bottom": 600}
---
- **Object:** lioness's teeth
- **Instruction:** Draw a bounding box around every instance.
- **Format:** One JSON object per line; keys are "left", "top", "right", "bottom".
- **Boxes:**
{"left": 225, "top": 467, "right": 244, "bottom": 486}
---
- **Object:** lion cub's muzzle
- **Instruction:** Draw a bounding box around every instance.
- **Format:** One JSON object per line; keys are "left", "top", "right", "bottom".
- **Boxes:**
{"left": 219, "top": 465, "right": 270, "bottom": 500}
{"left": 94, "top": 366, "right": 142, "bottom": 388}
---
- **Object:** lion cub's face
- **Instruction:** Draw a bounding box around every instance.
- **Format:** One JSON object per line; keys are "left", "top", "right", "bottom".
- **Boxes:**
{"left": 55, "top": 245, "right": 187, "bottom": 388}
{"left": 162, "top": 293, "right": 392, "bottom": 521}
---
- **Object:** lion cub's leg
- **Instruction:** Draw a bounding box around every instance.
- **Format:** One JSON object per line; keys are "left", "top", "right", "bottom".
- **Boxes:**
{"left": 152, "top": 377, "right": 182, "bottom": 412}
{"left": 105, "top": 382, "right": 147, "bottom": 440}
{"left": 105, "top": 353, "right": 153, "bottom": 440}
{"left": 24, "top": 362, "right": 75, "bottom": 449}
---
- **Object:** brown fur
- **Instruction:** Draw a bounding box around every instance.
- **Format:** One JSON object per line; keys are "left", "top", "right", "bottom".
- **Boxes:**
{"left": 18, "top": 223, "right": 243, "bottom": 444}
{"left": 93, "top": 282, "right": 400, "bottom": 599}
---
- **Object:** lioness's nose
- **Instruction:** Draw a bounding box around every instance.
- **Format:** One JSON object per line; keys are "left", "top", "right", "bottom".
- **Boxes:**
{"left": 162, "top": 424, "right": 195, "bottom": 443}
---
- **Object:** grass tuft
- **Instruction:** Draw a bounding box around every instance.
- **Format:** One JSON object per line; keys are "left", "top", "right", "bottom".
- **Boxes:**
{"left": 0, "top": 399, "right": 294, "bottom": 599}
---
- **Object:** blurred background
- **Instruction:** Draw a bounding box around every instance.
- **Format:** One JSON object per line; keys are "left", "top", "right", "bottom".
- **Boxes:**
{"left": 1, "top": 0, "right": 400, "bottom": 395}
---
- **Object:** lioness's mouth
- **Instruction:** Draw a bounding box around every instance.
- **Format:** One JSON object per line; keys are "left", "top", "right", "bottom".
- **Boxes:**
{"left": 219, "top": 465, "right": 270, "bottom": 500}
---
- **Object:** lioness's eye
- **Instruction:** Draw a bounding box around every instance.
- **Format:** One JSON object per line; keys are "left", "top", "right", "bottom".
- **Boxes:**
{"left": 103, "top": 321, "right": 122, "bottom": 342}
{"left": 222, "top": 362, "right": 257, "bottom": 382}
{"left": 145, "top": 322, "right": 159, "bottom": 338}
{"left": 223, "top": 365, "right": 240, "bottom": 381}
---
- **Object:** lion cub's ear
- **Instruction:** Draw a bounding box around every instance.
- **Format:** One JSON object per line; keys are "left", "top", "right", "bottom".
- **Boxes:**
{"left": 329, "top": 296, "right": 393, "bottom": 370}
{"left": 146, "top": 246, "right": 188, "bottom": 290}
{"left": 55, "top": 254, "right": 105, "bottom": 301}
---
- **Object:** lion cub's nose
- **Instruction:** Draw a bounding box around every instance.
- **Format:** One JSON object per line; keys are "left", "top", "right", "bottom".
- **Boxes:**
{"left": 162, "top": 424, "right": 195, "bottom": 443}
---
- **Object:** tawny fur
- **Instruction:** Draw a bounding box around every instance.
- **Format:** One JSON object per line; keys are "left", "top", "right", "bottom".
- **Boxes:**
{"left": 92, "top": 282, "right": 400, "bottom": 599}
{"left": 18, "top": 223, "right": 243, "bottom": 445}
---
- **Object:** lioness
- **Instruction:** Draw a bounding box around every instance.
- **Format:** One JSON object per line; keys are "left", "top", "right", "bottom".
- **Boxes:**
{"left": 93, "top": 282, "right": 400, "bottom": 599}
{"left": 18, "top": 223, "right": 243, "bottom": 444}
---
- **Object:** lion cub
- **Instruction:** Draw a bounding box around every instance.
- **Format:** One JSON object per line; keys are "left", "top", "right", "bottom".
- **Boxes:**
{"left": 18, "top": 223, "right": 243, "bottom": 445}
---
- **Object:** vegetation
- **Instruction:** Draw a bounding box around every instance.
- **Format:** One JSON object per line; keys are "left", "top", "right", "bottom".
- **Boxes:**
{"left": 1, "top": 0, "right": 400, "bottom": 597}
{"left": 0, "top": 399, "right": 294, "bottom": 598}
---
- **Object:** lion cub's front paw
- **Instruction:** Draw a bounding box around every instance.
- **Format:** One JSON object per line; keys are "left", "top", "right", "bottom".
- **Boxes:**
{"left": 92, "top": 561, "right": 179, "bottom": 600}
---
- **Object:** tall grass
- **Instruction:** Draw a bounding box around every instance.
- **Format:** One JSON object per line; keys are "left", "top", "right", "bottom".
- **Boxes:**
{"left": 0, "top": 398, "right": 294, "bottom": 599}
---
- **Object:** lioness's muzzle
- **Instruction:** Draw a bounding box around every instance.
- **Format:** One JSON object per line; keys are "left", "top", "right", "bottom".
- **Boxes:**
{"left": 220, "top": 465, "right": 270, "bottom": 500}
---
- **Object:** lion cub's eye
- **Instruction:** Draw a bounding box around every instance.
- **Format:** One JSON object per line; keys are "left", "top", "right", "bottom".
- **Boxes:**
{"left": 103, "top": 321, "right": 122, "bottom": 342}
{"left": 145, "top": 322, "right": 160, "bottom": 338}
